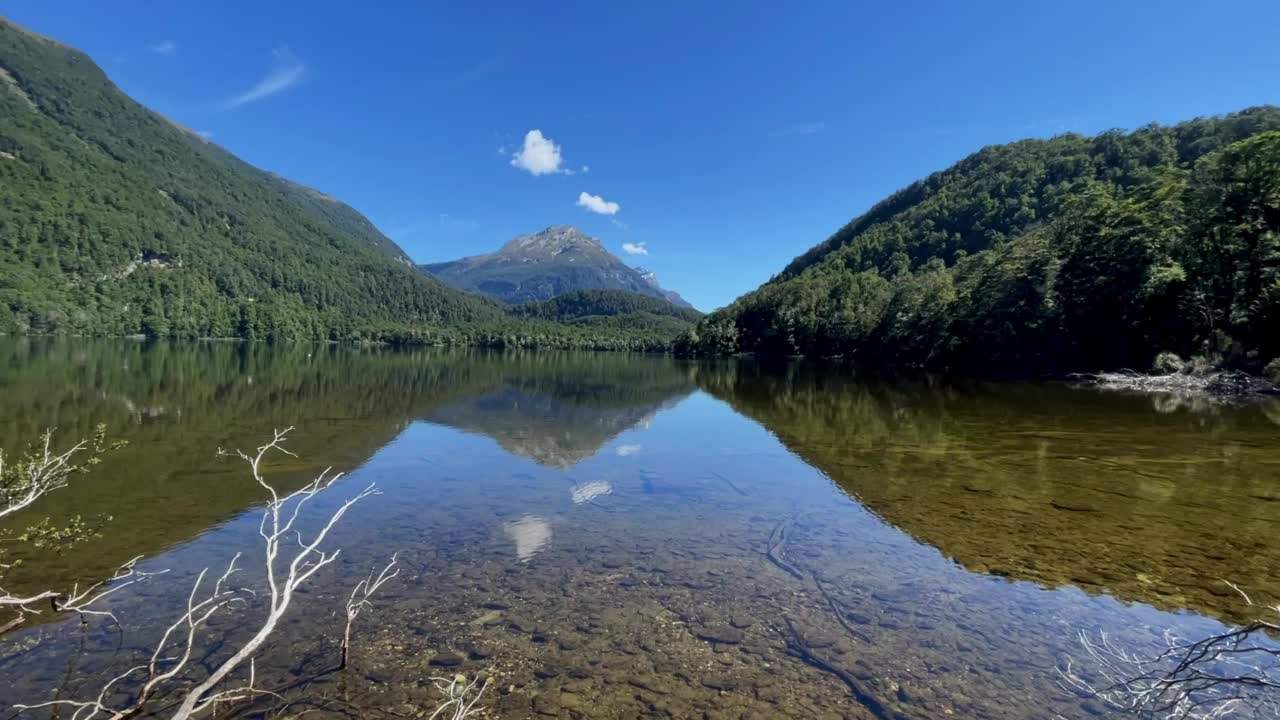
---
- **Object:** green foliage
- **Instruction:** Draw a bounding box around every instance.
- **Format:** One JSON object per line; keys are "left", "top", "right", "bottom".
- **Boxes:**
{"left": 0, "top": 22, "right": 689, "bottom": 352}
{"left": 1, "top": 424, "right": 121, "bottom": 614}
{"left": 444, "top": 313, "right": 694, "bottom": 353}
{"left": 0, "top": 20, "right": 508, "bottom": 342}
{"left": 695, "top": 108, "right": 1280, "bottom": 374}
{"left": 0, "top": 424, "right": 120, "bottom": 514}
{"left": 1266, "top": 358, "right": 1280, "bottom": 385}
{"left": 511, "top": 289, "right": 702, "bottom": 323}
{"left": 1153, "top": 352, "right": 1186, "bottom": 374}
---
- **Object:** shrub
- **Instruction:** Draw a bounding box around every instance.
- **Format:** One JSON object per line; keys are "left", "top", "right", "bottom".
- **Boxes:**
{"left": 1266, "top": 358, "right": 1280, "bottom": 385}
{"left": 1152, "top": 352, "right": 1186, "bottom": 374}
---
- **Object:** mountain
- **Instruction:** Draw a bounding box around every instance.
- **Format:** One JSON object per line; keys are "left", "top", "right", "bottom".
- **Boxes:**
{"left": 511, "top": 289, "right": 702, "bottom": 324}
{"left": 507, "top": 288, "right": 701, "bottom": 346}
{"left": 421, "top": 226, "right": 688, "bottom": 305}
{"left": 0, "top": 18, "right": 696, "bottom": 351}
{"left": 633, "top": 266, "right": 694, "bottom": 309}
{"left": 0, "top": 17, "right": 505, "bottom": 341}
{"left": 688, "top": 107, "right": 1280, "bottom": 376}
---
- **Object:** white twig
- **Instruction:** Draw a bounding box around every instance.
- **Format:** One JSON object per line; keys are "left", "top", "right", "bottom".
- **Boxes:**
{"left": 1059, "top": 582, "right": 1280, "bottom": 719}
{"left": 1, "top": 557, "right": 164, "bottom": 631}
{"left": 428, "top": 674, "right": 491, "bottom": 720}
{"left": 2, "top": 429, "right": 132, "bottom": 627}
{"left": 0, "top": 432, "right": 87, "bottom": 521}
{"left": 15, "top": 428, "right": 380, "bottom": 720}
{"left": 340, "top": 553, "right": 400, "bottom": 669}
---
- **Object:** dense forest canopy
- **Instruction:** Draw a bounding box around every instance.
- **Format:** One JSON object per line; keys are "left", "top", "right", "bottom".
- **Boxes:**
{"left": 684, "top": 108, "right": 1280, "bottom": 377}
{"left": 0, "top": 20, "right": 517, "bottom": 342}
{"left": 512, "top": 289, "right": 703, "bottom": 323}
{"left": 0, "top": 20, "right": 695, "bottom": 351}
{"left": 5, "top": 15, "right": 1277, "bottom": 368}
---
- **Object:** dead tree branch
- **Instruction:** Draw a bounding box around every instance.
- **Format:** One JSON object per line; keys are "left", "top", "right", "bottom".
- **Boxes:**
{"left": 0, "top": 432, "right": 88, "bottom": 521}
{"left": 1059, "top": 582, "right": 1280, "bottom": 719}
{"left": 15, "top": 427, "right": 378, "bottom": 720}
{"left": 2, "top": 427, "right": 130, "bottom": 629}
{"left": 340, "top": 553, "right": 400, "bottom": 669}
{"left": 427, "top": 674, "right": 490, "bottom": 720}
{"left": 0, "top": 556, "right": 165, "bottom": 632}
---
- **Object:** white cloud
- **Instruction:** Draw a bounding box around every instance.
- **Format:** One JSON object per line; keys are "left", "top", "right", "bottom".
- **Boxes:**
{"left": 621, "top": 242, "right": 647, "bottom": 256}
{"left": 615, "top": 443, "right": 642, "bottom": 456}
{"left": 504, "top": 515, "right": 551, "bottom": 562}
{"left": 581, "top": 165, "right": 590, "bottom": 173}
{"left": 196, "top": 130, "right": 214, "bottom": 140}
{"left": 510, "top": 129, "right": 563, "bottom": 175}
{"left": 570, "top": 480, "right": 613, "bottom": 504}
{"left": 149, "top": 40, "right": 177, "bottom": 56}
{"left": 226, "top": 46, "right": 305, "bottom": 109}
{"left": 576, "top": 191, "right": 620, "bottom": 216}
{"left": 770, "top": 121, "right": 827, "bottom": 137}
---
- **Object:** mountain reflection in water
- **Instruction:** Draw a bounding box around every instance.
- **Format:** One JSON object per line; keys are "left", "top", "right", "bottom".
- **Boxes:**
{"left": 1, "top": 339, "right": 1277, "bottom": 719}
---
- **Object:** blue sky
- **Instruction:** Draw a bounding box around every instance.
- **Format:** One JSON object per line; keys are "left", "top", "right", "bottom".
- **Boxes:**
{"left": 8, "top": 1, "right": 1280, "bottom": 310}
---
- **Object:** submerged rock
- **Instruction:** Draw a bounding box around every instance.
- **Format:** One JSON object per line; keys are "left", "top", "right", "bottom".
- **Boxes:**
{"left": 429, "top": 652, "right": 465, "bottom": 667}
{"left": 694, "top": 625, "right": 745, "bottom": 645}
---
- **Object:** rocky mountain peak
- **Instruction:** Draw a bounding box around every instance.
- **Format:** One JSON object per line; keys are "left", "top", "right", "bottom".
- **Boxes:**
{"left": 421, "top": 225, "right": 694, "bottom": 307}
{"left": 499, "top": 225, "right": 604, "bottom": 256}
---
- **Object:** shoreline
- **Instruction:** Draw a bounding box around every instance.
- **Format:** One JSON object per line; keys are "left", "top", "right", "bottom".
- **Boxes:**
{"left": 1068, "top": 369, "right": 1280, "bottom": 400}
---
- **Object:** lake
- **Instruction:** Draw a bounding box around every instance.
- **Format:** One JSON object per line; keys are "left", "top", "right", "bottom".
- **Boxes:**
{"left": 1, "top": 339, "right": 1278, "bottom": 718}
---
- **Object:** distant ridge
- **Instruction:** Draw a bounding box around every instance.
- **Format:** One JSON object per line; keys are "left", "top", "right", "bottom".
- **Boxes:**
{"left": 634, "top": 266, "right": 693, "bottom": 309}
{"left": 421, "top": 226, "right": 693, "bottom": 307}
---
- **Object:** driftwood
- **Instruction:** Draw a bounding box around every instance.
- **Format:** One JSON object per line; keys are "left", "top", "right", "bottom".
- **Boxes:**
{"left": 764, "top": 518, "right": 804, "bottom": 580}
{"left": 1070, "top": 369, "right": 1278, "bottom": 399}
{"left": 759, "top": 515, "right": 894, "bottom": 718}
{"left": 14, "top": 429, "right": 382, "bottom": 720}
{"left": 782, "top": 617, "right": 892, "bottom": 720}
{"left": 812, "top": 574, "right": 872, "bottom": 644}
{"left": 702, "top": 471, "right": 748, "bottom": 497}
{"left": 1060, "top": 582, "right": 1280, "bottom": 719}
{"left": 341, "top": 554, "right": 400, "bottom": 670}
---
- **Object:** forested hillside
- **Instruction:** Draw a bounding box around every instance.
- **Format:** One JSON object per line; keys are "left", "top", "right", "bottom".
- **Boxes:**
{"left": 687, "top": 108, "right": 1280, "bottom": 376}
{"left": 0, "top": 19, "right": 504, "bottom": 342}
{"left": 0, "top": 19, "right": 702, "bottom": 351}
{"left": 512, "top": 289, "right": 702, "bottom": 323}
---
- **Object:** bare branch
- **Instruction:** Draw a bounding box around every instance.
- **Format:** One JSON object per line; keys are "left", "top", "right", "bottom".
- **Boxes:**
{"left": 2, "top": 426, "right": 128, "bottom": 628}
{"left": 0, "top": 431, "right": 87, "bottom": 521}
{"left": 1, "top": 557, "right": 164, "bottom": 631}
{"left": 427, "top": 675, "right": 491, "bottom": 720}
{"left": 1060, "top": 582, "right": 1280, "bottom": 719}
{"left": 340, "top": 553, "right": 400, "bottom": 669}
{"left": 15, "top": 430, "right": 380, "bottom": 720}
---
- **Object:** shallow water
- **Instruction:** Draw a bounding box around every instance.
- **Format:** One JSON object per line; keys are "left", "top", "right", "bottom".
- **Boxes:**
{"left": 1, "top": 339, "right": 1277, "bottom": 718}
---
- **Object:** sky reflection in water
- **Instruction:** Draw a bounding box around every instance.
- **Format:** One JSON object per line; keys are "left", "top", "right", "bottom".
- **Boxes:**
{"left": 1, "top": 340, "right": 1277, "bottom": 718}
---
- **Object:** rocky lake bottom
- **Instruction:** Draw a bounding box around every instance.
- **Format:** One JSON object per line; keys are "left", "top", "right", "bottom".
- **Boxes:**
{"left": 1, "top": 341, "right": 1278, "bottom": 719}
